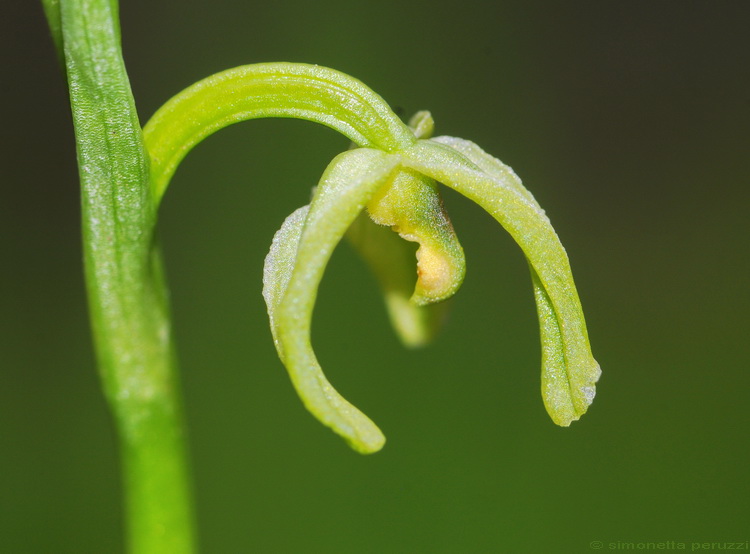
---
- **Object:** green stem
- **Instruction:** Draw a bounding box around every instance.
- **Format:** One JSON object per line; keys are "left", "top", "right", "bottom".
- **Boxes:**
{"left": 43, "top": 0, "right": 195, "bottom": 551}
{"left": 143, "top": 62, "right": 415, "bottom": 204}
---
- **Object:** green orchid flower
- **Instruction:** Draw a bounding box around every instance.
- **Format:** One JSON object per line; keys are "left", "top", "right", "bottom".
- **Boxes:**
{"left": 48, "top": 0, "right": 602, "bottom": 545}
{"left": 144, "top": 62, "right": 601, "bottom": 455}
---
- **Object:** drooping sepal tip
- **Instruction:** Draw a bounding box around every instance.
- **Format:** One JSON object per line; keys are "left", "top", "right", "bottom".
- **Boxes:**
{"left": 399, "top": 137, "right": 601, "bottom": 426}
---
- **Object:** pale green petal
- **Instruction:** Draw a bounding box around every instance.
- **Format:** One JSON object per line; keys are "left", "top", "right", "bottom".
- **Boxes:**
{"left": 346, "top": 212, "right": 449, "bottom": 348}
{"left": 269, "top": 148, "right": 400, "bottom": 453}
{"left": 428, "top": 137, "right": 589, "bottom": 423}
{"left": 143, "top": 63, "right": 415, "bottom": 205}
{"left": 430, "top": 136, "right": 539, "bottom": 208}
{"left": 262, "top": 205, "right": 309, "bottom": 349}
{"left": 400, "top": 139, "right": 601, "bottom": 426}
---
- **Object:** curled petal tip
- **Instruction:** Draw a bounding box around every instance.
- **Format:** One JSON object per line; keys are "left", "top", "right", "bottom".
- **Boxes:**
{"left": 408, "top": 110, "right": 434, "bottom": 140}
{"left": 545, "top": 364, "right": 601, "bottom": 427}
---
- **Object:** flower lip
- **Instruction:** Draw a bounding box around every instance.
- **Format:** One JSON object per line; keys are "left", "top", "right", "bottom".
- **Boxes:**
{"left": 366, "top": 168, "right": 466, "bottom": 305}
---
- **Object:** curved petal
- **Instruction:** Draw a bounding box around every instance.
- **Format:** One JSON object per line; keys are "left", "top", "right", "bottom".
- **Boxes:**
{"left": 268, "top": 148, "right": 400, "bottom": 453}
{"left": 143, "top": 63, "right": 415, "bottom": 205}
{"left": 400, "top": 139, "right": 601, "bottom": 426}
{"left": 430, "top": 136, "right": 539, "bottom": 208}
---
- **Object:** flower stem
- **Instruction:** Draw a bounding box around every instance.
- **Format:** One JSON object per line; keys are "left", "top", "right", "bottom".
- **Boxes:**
{"left": 43, "top": 0, "right": 195, "bottom": 551}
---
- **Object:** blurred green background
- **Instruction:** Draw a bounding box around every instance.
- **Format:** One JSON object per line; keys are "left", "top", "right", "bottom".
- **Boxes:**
{"left": 2, "top": 1, "right": 749, "bottom": 552}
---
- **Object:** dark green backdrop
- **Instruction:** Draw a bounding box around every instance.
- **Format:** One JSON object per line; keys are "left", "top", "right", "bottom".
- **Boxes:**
{"left": 2, "top": 1, "right": 748, "bottom": 552}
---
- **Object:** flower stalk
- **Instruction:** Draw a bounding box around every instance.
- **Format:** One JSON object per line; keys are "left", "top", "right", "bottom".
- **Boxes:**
{"left": 43, "top": 0, "right": 194, "bottom": 551}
